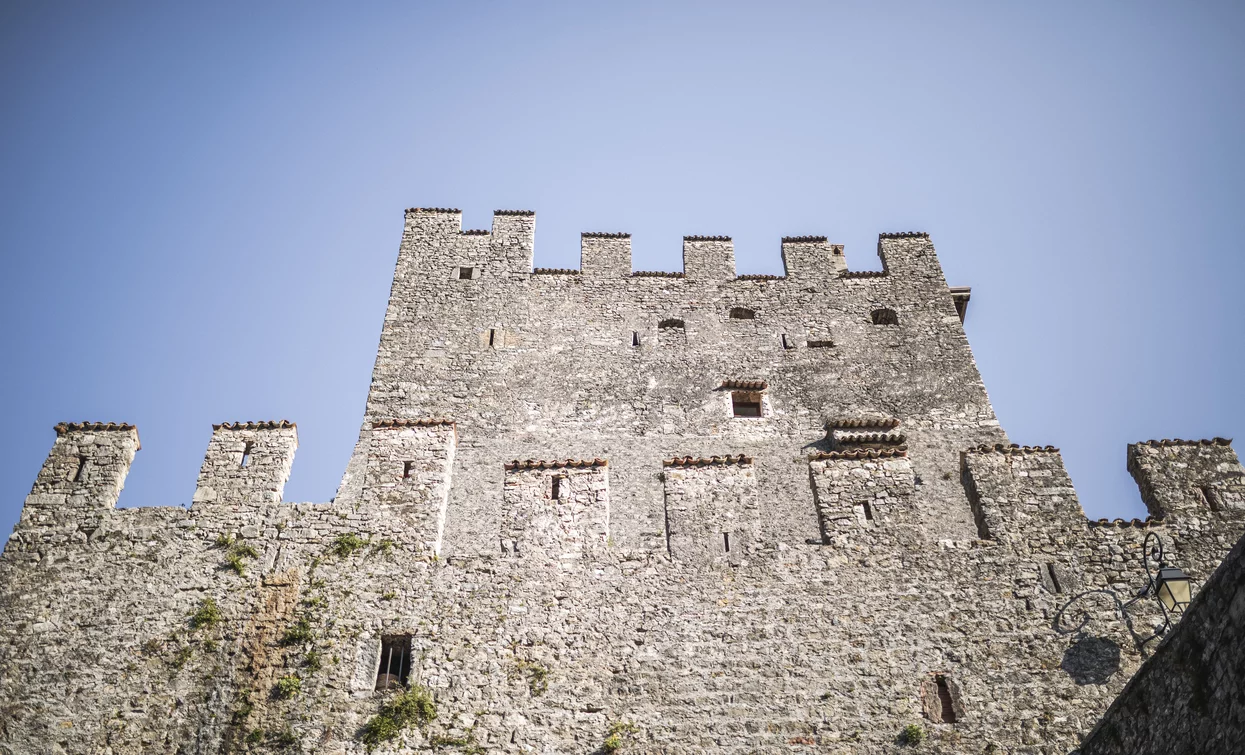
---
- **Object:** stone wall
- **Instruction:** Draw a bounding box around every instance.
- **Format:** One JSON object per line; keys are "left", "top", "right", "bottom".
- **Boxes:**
{"left": 2, "top": 209, "right": 1243, "bottom": 754}
{"left": 1077, "top": 531, "right": 1245, "bottom": 755}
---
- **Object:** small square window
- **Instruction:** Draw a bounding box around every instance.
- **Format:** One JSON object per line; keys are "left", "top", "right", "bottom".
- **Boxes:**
{"left": 376, "top": 635, "right": 412, "bottom": 691}
{"left": 458, "top": 266, "right": 475, "bottom": 280}
{"left": 732, "top": 392, "right": 762, "bottom": 417}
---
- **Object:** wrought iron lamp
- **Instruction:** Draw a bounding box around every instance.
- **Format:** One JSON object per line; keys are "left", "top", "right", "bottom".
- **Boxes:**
{"left": 1054, "top": 531, "right": 1196, "bottom": 648}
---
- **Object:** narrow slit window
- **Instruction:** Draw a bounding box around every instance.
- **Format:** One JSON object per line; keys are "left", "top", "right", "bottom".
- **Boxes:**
{"left": 862, "top": 501, "right": 874, "bottom": 521}
{"left": 1046, "top": 563, "right": 1063, "bottom": 593}
{"left": 72, "top": 456, "right": 87, "bottom": 483}
{"left": 1200, "top": 486, "right": 1221, "bottom": 511}
{"left": 402, "top": 461, "right": 414, "bottom": 480}
{"left": 632, "top": 331, "right": 640, "bottom": 347}
{"left": 936, "top": 675, "right": 957, "bottom": 723}
{"left": 723, "top": 532, "right": 731, "bottom": 553}
{"left": 551, "top": 476, "right": 562, "bottom": 500}
{"left": 781, "top": 334, "right": 791, "bottom": 349}
{"left": 731, "top": 392, "right": 762, "bottom": 417}
{"left": 458, "top": 266, "right": 475, "bottom": 280}
{"left": 240, "top": 442, "right": 254, "bottom": 468}
{"left": 488, "top": 329, "right": 496, "bottom": 347}
{"left": 376, "top": 635, "right": 412, "bottom": 691}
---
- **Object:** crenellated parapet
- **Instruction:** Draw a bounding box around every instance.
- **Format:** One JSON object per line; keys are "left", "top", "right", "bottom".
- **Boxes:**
{"left": 192, "top": 421, "right": 298, "bottom": 508}
{"left": 18, "top": 422, "right": 141, "bottom": 529}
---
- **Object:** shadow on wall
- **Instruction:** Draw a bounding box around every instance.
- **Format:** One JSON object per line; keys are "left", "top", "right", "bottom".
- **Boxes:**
{"left": 1062, "top": 636, "right": 1122, "bottom": 686}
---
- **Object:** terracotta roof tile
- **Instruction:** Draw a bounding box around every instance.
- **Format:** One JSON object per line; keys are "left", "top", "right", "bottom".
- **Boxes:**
{"left": 406, "top": 207, "right": 460, "bottom": 214}
{"left": 840, "top": 270, "right": 889, "bottom": 279}
{"left": 532, "top": 268, "right": 581, "bottom": 275}
{"left": 683, "top": 235, "right": 731, "bottom": 242}
{"left": 967, "top": 443, "right": 1060, "bottom": 455}
{"left": 879, "top": 231, "right": 929, "bottom": 239}
{"left": 720, "top": 379, "right": 768, "bottom": 391}
{"left": 632, "top": 271, "right": 685, "bottom": 278}
{"left": 828, "top": 417, "right": 902, "bottom": 429}
{"left": 834, "top": 432, "right": 906, "bottom": 445}
{"left": 212, "top": 421, "right": 296, "bottom": 431}
{"left": 372, "top": 419, "right": 455, "bottom": 429}
{"left": 582, "top": 232, "right": 631, "bottom": 239}
{"left": 55, "top": 422, "right": 137, "bottom": 434}
{"left": 504, "top": 458, "right": 608, "bottom": 470}
{"left": 809, "top": 448, "right": 908, "bottom": 461}
{"left": 735, "top": 274, "right": 786, "bottom": 281}
{"left": 663, "top": 454, "right": 753, "bottom": 467}
{"left": 1087, "top": 515, "right": 1164, "bottom": 529}
{"left": 1135, "top": 437, "right": 1232, "bottom": 448}
{"left": 781, "top": 235, "right": 828, "bottom": 243}
{"left": 494, "top": 209, "right": 535, "bottom": 216}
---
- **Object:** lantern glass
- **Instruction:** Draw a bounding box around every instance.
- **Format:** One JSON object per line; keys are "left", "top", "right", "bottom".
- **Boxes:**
{"left": 1156, "top": 566, "right": 1192, "bottom": 612}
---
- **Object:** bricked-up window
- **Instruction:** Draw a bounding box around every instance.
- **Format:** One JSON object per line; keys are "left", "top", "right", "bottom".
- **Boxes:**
{"left": 241, "top": 442, "right": 253, "bottom": 468}
{"left": 871, "top": 308, "right": 899, "bottom": 326}
{"left": 72, "top": 456, "right": 86, "bottom": 483}
{"left": 729, "top": 307, "right": 756, "bottom": 320}
{"left": 732, "top": 392, "right": 762, "bottom": 417}
{"left": 376, "top": 635, "right": 412, "bottom": 691}
{"left": 458, "top": 266, "right": 475, "bottom": 280}
{"left": 935, "top": 675, "right": 957, "bottom": 723}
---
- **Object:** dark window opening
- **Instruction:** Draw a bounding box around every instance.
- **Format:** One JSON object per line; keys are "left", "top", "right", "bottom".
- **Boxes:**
{"left": 376, "top": 635, "right": 412, "bottom": 691}
{"left": 632, "top": 331, "right": 640, "bottom": 347}
{"left": 551, "top": 476, "right": 563, "bottom": 500}
{"left": 658, "top": 319, "right": 685, "bottom": 330}
{"left": 871, "top": 308, "right": 899, "bottom": 326}
{"left": 723, "top": 532, "right": 731, "bottom": 552}
{"left": 1046, "top": 563, "right": 1063, "bottom": 594}
{"left": 458, "top": 266, "right": 475, "bottom": 280}
{"left": 732, "top": 392, "right": 762, "bottom": 417}
{"left": 862, "top": 501, "right": 874, "bottom": 521}
{"left": 936, "top": 675, "right": 957, "bottom": 723}
{"left": 402, "top": 461, "right": 414, "bottom": 480}
{"left": 807, "top": 339, "right": 835, "bottom": 348}
{"left": 729, "top": 307, "right": 756, "bottom": 320}
{"left": 1200, "top": 486, "right": 1221, "bottom": 512}
{"left": 72, "top": 456, "right": 86, "bottom": 483}
{"left": 241, "top": 442, "right": 254, "bottom": 468}
{"left": 781, "top": 334, "right": 792, "bottom": 349}
{"left": 488, "top": 328, "right": 496, "bottom": 347}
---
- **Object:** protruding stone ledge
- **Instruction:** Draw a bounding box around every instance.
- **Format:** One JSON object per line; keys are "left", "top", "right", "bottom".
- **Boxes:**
{"left": 781, "top": 235, "right": 827, "bottom": 243}
{"left": 504, "top": 458, "right": 608, "bottom": 470}
{"left": 1087, "top": 516, "right": 1165, "bottom": 529}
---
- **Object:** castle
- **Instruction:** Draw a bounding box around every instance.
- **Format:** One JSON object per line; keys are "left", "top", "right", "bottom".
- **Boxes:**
{"left": 2, "top": 207, "right": 1242, "bottom": 754}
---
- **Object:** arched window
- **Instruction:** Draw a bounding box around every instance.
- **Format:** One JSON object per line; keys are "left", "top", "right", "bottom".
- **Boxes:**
{"left": 728, "top": 307, "right": 756, "bottom": 320}
{"left": 871, "top": 308, "right": 899, "bottom": 326}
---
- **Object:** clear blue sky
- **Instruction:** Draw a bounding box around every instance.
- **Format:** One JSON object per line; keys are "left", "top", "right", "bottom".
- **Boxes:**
{"left": 2, "top": 1, "right": 1242, "bottom": 540}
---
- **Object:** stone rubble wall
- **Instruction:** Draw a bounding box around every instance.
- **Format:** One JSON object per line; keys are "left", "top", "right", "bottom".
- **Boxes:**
{"left": 3, "top": 210, "right": 1244, "bottom": 754}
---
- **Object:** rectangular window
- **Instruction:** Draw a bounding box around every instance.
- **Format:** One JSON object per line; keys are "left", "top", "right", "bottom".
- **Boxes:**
{"left": 936, "top": 675, "right": 957, "bottom": 723}
{"left": 72, "top": 456, "right": 86, "bottom": 483}
{"left": 376, "top": 635, "right": 412, "bottom": 691}
{"left": 241, "top": 442, "right": 254, "bottom": 468}
{"left": 1200, "top": 486, "right": 1221, "bottom": 512}
{"left": 488, "top": 328, "right": 496, "bottom": 347}
{"left": 862, "top": 501, "right": 874, "bottom": 521}
{"left": 1046, "top": 563, "right": 1063, "bottom": 593}
{"left": 458, "top": 266, "right": 475, "bottom": 280}
{"left": 402, "top": 461, "right": 414, "bottom": 480}
{"left": 732, "top": 392, "right": 762, "bottom": 417}
{"left": 723, "top": 532, "right": 731, "bottom": 553}
{"left": 551, "top": 476, "right": 562, "bottom": 500}
{"left": 632, "top": 331, "right": 640, "bottom": 347}
{"left": 781, "top": 334, "right": 792, "bottom": 349}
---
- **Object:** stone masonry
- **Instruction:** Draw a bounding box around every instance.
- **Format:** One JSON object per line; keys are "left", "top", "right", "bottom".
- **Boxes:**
{"left": 1, "top": 208, "right": 1243, "bottom": 754}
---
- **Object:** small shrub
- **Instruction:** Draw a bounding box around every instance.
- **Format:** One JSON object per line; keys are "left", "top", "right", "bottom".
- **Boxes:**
{"left": 305, "top": 650, "right": 323, "bottom": 673}
{"left": 514, "top": 659, "right": 549, "bottom": 696}
{"left": 374, "top": 538, "right": 396, "bottom": 555}
{"left": 381, "top": 591, "right": 397, "bottom": 601}
{"left": 331, "top": 533, "right": 369, "bottom": 557}
{"left": 224, "top": 553, "right": 247, "bottom": 576}
{"left": 271, "top": 728, "right": 298, "bottom": 747}
{"left": 360, "top": 686, "right": 437, "bottom": 750}
{"left": 190, "top": 598, "right": 222, "bottom": 630}
{"left": 246, "top": 729, "right": 264, "bottom": 744}
{"left": 233, "top": 543, "right": 260, "bottom": 559}
{"left": 141, "top": 637, "right": 163, "bottom": 656}
{"left": 902, "top": 724, "right": 925, "bottom": 746}
{"left": 171, "top": 645, "right": 193, "bottom": 670}
{"left": 603, "top": 721, "right": 638, "bottom": 753}
{"left": 280, "top": 618, "right": 314, "bottom": 647}
{"left": 275, "top": 675, "right": 301, "bottom": 699}
{"left": 214, "top": 533, "right": 235, "bottom": 548}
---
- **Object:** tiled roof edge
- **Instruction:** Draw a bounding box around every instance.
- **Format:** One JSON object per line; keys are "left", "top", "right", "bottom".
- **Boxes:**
{"left": 966, "top": 443, "right": 1060, "bottom": 455}
{"left": 55, "top": 422, "right": 137, "bottom": 434}
{"left": 494, "top": 209, "right": 534, "bottom": 216}
{"left": 683, "top": 235, "right": 731, "bottom": 242}
{"left": 1134, "top": 437, "right": 1232, "bottom": 448}
{"left": 582, "top": 232, "right": 631, "bottom": 239}
{"left": 212, "top": 421, "right": 296, "bottom": 431}
{"left": 372, "top": 419, "right": 456, "bottom": 429}
{"left": 405, "top": 207, "right": 460, "bottom": 214}
{"left": 809, "top": 448, "right": 909, "bottom": 461}
{"left": 781, "top": 235, "right": 828, "bottom": 243}
{"left": 504, "top": 458, "right": 608, "bottom": 470}
{"left": 663, "top": 454, "right": 753, "bottom": 467}
{"left": 720, "top": 379, "right": 768, "bottom": 391}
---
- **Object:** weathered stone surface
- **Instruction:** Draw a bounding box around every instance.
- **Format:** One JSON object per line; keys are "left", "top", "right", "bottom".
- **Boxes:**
{"left": 1, "top": 209, "right": 1242, "bottom": 754}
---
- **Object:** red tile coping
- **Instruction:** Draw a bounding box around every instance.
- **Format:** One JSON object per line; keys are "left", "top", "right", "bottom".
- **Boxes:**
{"left": 835, "top": 432, "right": 907, "bottom": 444}
{"left": 55, "top": 422, "right": 137, "bottom": 434}
{"left": 406, "top": 207, "right": 460, "bottom": 214}
{"left": 1135, "top": 437, "right": 1232, "bottom": 448}
{"left": 532, "top": 268, "right": 581, "bottom": 275}
{"left": 683, "top": 235, "right": 731, "bottom": 242}
{"left": 721, "top": 379, "right": 768, "bottom": 391}
{"left": 828, "top": 417, "right": 902, "bottom": 429}
{"left": 505, "top": 458, "right": 608, "bottom": 470}
{"left": 735, "top": 274, "right": 786, "bottom": 281}
{"left": 840, "top": 270, "right": 889, "bottom": 279}
{"left": 879, "top": 231, "right": 929, "bottom": 239}
{"left": 1087, "top": 516, "right": 1165, "bottom": 529}
{"left": 664, "top": 454, "right": 753, "bottom": 467}
{"left": 494, "top": 209, "right": 534, "bottom": 216}
{"left": 968, "top": 443, "right": 1060, "bottom": 454}
{"left": 582, "top": 231, "right": 631, "bottom": 239}
{"left": 212, "top": 421, "right": 296, "bottom": 431}
{"left": 809, "top": 448, "right": 908, "bottom": 461}
{"left": 632, "top": 271, "right": 685, "bottom": 278}
{"left": 781, "top": 236, "right": 828, "bottom": 243}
